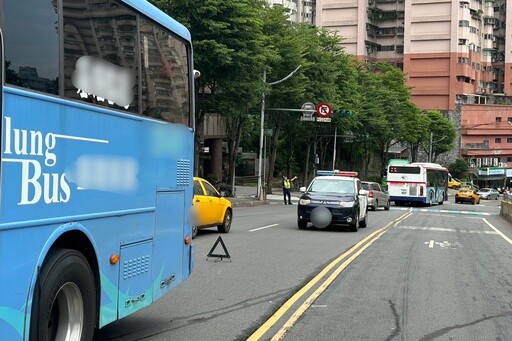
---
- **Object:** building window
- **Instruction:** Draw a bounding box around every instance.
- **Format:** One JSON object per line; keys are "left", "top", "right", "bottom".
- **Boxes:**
{"left": 508, "top": 117, "right": 512, "bottom": 123}
{"left": 495, "top": 138, "right": 502, "bottom": 143}
{"left": 508, "top": 138, "right": 512, "bottom": 143}
{"left": 459, "top": 20, "right": 470, "bottom": 27}
{"left": 458, "top": 39, "right": 468, "bottom": 45}
{"left": 496, "top": 117, "right": 502, "bottom": 122}
{"left": 508, "top": 157, "right": 512, "bottom": 162}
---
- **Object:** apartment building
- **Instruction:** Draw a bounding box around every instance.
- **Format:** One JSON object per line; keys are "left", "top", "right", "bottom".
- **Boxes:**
{"left": 268, "top": 0, "right": 315, "bottom": 23}
{"left": 315, "top": 0, "right": 512, "bottom": 174}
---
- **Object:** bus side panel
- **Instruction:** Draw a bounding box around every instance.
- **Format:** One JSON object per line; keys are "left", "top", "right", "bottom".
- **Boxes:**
{"left": 152, "top": 190, "right": 186, "bottom": 302}
{"left": 0, "top": 228, "right": 42, "bottom": 340}
{"left": 1, "top": 91, "right": 194, "bottom": 333}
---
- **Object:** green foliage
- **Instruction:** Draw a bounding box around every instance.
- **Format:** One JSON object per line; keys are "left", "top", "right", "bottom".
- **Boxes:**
{"left": 448, "top": 159, "right": 470, "bottom": 179}
{"left": 422, "top": 110, "right": 457, "bottom": 161}
{"left": 151, "top": 0, "right": 460, "bottom": 181}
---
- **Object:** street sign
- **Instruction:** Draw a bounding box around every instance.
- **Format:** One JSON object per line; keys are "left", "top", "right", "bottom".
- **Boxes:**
{"left": 316, "top": 102, "right": 332, "bottom": 118}
{"left": 301, "top": 102, "right": 316, "bottom": 114}
{"left": 264, "top": 128, "right": 273, "bottom": 136}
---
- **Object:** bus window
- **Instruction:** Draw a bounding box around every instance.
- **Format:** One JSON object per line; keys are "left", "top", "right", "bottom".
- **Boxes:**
{"left": 4, "top": 0, "right": 59, "bottom": 95}
{"left": 62, "top": 0, "right": 139, "bottom": 113}
{"left": 140, "top": 18, "right": 191, "bottom": 126}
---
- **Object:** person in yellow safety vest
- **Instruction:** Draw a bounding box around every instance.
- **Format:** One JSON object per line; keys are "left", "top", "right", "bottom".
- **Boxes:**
{"left": 282, "top": 174, "right": 297, "bottom": 205}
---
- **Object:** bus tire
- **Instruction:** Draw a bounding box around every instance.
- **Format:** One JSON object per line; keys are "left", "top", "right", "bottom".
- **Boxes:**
{"left": 30, "top": 249, "right": 96, "bottom": 341}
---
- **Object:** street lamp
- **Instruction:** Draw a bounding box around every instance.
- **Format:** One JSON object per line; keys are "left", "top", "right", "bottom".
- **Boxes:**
{"left": 257, "top": 65, "right": 302, "bottom": 200}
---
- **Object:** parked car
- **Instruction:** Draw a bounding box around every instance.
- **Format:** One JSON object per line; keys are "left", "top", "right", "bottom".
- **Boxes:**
{"left": 448, "top": 177, "right": 462, "bottom": 189}
{"left": 455, "top": 188, "right": 481, "bottom": 205}
{"left": 361, "top": 181, "right": 390, "bottom": 211}
{"left": 192, "top": 177, "right": 232, "bottom": 238}
{"left": 297, "top": 172, "right": 368, "bottom": 232}
{"left": 477, "top": 188, "right": 500, "bottom": 200}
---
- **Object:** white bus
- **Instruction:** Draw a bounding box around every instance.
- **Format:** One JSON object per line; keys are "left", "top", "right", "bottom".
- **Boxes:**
{"left": 387, "top": 162, "right": 449, "bottom": 206}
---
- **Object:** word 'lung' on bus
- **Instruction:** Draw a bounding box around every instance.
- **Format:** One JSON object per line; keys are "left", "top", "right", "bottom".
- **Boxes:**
{"left": 2, "top": 116, "right": 138, "bottom": 206}
{"left": 72, "top": 56, "right": 135, "bottom": 109}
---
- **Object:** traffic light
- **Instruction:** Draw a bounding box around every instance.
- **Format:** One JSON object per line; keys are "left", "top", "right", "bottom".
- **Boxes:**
{"left": 333, "top": 109, "right": 352, "bottom": 117}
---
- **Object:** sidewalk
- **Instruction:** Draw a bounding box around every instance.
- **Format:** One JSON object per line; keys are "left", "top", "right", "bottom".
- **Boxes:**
{"left": 229, "top": 185, "right": 301, "bottom": 207}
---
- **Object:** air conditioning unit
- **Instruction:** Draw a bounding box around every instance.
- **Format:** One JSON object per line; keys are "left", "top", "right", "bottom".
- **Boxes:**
{"left": 499, "top": 162, "right": 506, "bottom": 167}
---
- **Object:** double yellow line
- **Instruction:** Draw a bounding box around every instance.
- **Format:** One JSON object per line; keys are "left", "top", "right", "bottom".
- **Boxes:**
{"left": 247, "top": 212, "right": 412, "bottom": 341}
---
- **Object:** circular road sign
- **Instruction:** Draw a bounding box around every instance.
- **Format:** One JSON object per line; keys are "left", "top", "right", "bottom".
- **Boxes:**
{"left": 316, "top": 102, "right": 332, "bottom": 118}
{"left": 301, "top": 101, "right": 316, "bottom": 114}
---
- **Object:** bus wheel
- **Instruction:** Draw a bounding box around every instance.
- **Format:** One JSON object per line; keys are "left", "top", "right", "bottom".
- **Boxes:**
{"left": 429, "top": 193, "right": 434, "bottom": 206}
{"left": 192, "top": 225, "right": 198, "bottom": 239}
{"left": 30, "top": 249, "right": 96, "bottom": 341}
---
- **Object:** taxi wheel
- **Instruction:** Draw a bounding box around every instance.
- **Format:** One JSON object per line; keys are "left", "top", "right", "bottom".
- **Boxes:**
{"left": 217, "top": 209, "right": 232, "bottom": 233}
{"left": 471, "top": 198, "right": 475, "bottom": 205}
{"left": 192, "top": 226, "right": 198, "bottom": 239}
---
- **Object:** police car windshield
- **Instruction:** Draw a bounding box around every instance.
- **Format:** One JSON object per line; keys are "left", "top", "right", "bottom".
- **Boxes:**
{"left": 309, "top": 178, "right": 354, "bottom": 194}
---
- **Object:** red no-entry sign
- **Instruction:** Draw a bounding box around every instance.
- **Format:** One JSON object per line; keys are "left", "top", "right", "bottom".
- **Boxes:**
{"left": 316, "top": 102, "right": 332, "bottom": 118}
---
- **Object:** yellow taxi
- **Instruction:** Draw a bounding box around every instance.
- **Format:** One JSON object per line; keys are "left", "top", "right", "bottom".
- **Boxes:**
{"left": 192, "top": 177, "right": 232, "bottom": 238}
{"left": 448, "top": 177, "right": 462, "bottom": 189}
{"left": 454, "top": 188, "right": 480, "bottom": 205}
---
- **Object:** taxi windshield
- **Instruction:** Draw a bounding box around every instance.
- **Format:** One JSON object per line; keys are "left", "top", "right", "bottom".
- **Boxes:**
{"left": 309, "top": 178, "right": 354, "bottom": 194}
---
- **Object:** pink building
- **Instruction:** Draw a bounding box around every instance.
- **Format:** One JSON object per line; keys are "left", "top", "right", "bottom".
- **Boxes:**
{"left": 315, "top": 0, "right": 512, "bottom": 170}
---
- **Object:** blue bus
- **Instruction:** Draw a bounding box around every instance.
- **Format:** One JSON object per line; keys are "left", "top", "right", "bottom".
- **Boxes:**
{"left": 0, "top": 1, "right": 195, "bottom": 339}
{"left": 387, "top": 162, "right": 449, "bottom": 206}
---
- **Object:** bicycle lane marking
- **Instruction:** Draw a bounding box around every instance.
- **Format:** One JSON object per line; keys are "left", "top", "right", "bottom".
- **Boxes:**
{"left": 246, "top": 212, "right": 413, "bottom": 341}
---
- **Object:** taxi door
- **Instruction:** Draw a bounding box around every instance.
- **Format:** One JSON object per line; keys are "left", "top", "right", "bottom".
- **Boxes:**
{"left": 356, "top": 179, "right": 367, "bottom": 218}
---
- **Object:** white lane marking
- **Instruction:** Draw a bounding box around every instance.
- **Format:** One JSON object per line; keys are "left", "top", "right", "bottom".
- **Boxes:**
{"left": 482, "top": 218, "right": 512, "bottom": 245}
{"left": 398, "top": 226, "right": 498, "bottom": 234}
{"left": 249, "top": 224, "right": 279, "bottom": 232}
{"left": 428, "top": 240, "right": 434, "bottom": 248}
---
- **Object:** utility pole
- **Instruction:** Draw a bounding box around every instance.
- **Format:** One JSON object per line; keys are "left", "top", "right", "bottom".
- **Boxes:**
{"left": 257, "top": 65, "right": 301, "bottom": 200}
{"left": 429, "top": 132, "right": 433, "bottom": 162}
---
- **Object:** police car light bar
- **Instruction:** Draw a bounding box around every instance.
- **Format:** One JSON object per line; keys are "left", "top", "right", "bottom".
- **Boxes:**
{"left": 317, "top": 170, "right": 358, "bottom": 177}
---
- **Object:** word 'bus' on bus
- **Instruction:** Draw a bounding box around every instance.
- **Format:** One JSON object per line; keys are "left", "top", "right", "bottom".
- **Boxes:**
{"left": 0, "top": 1, "right": 196, "bottom": 340}
{"left": 386, "top": 162, "right": 449, "bottom": 206}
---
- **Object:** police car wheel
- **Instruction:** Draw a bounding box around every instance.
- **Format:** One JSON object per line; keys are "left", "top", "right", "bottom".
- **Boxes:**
{"left": 350, "top": 214, "right": 359, "bottom": 232}
{"left": 298, "top": 220, "right": 308, "bottom": 229}
{"left": 360, "top": 212, "right": 368, "bottom": 228}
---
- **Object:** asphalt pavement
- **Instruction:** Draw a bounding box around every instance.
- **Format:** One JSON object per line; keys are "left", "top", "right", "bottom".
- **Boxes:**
{"left": 229, "top": 185, "right": 301, "bottom": 207}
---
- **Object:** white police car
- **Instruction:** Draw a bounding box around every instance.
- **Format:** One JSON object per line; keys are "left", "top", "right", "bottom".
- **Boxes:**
{"left": 297, "top": 171, "right": 368, "bottom": 232}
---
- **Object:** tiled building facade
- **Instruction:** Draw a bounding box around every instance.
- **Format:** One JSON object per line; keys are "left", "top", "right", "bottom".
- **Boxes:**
{"left": 315, "top": 0, "right": 512, "bottom": 175}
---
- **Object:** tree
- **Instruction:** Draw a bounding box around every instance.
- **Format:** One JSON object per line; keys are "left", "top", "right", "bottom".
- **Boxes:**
{"left": 421, "top": 110, "right": 457, "bottom": 162}
{"left": 448, "top": 159, "right": 470, "bottom": 179}
{"left": 152, "top": 0, "right": 268, "bottom": 192}
{"left": 355, "top": 63, "right": 417, "bottom": 179}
